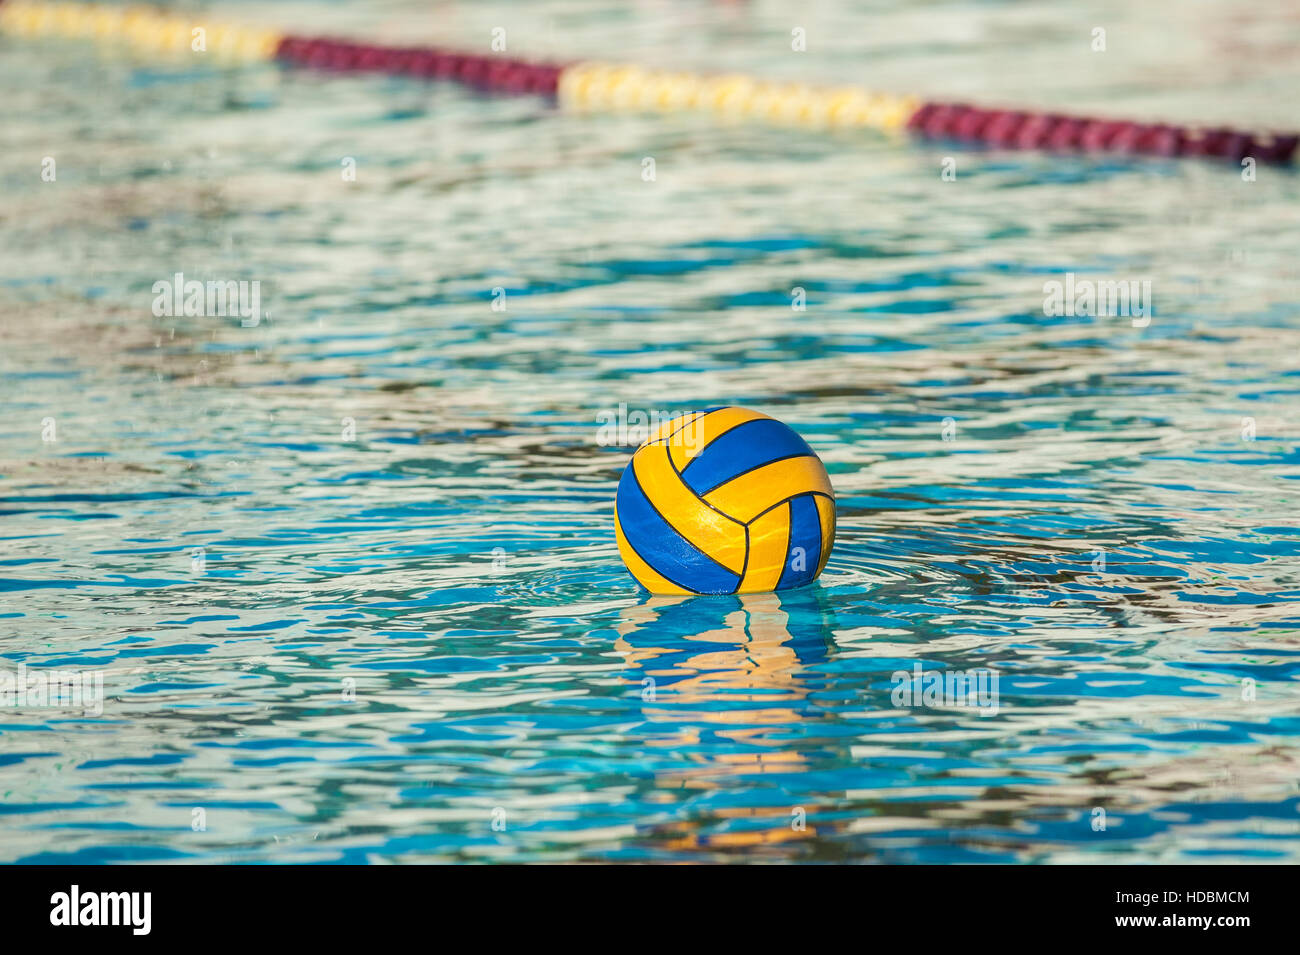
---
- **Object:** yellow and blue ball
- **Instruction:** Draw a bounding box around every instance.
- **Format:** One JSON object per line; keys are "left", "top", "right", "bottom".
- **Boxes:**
{"left": 615, "top": 407, "right": 835, "bottom": 595}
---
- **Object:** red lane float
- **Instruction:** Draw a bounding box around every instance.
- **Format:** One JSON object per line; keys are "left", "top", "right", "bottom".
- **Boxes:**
{"left": 908, "top": 101, "right": 1298, "bottom": 164}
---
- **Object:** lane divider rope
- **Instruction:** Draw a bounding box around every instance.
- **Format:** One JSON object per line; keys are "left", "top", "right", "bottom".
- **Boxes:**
{"left": 2, "top": 0, "right": 1295, "bottom": 164}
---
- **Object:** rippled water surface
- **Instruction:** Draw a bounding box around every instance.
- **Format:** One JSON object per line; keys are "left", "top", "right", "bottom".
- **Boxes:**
{"left": 3, "top": 0, "right": 1300, "bottom": 863}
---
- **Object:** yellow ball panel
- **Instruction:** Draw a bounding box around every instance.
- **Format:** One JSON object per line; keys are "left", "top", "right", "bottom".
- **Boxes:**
{"left": 702, "top": 455, "right": 832, "bottom": 523}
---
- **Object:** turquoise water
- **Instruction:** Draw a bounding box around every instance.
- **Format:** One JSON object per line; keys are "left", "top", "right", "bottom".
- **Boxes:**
{"left": 3, "top": 0, "right": 1300, "bottom": 863}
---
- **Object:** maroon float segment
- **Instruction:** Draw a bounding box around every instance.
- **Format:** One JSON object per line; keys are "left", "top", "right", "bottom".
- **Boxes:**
{"left": 273, "top": 35, "right": 567, "bottom": 96}
{"left": 907, "top": 101, "right": 1298, "bottom": 164}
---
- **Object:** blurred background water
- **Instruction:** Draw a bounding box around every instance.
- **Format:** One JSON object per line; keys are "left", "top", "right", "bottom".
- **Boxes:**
{"left": 2, "top": 0, "right": 1299, "bottom": 863}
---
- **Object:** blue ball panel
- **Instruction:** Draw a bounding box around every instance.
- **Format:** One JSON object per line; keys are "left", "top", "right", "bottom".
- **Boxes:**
{"left": 616, "top": 463, "right": 743, "bottom": 595}
{"left": 776, "top": 494, "right": 823, "bottom": 591}
{"left": 679, "top": 418, "right": 816, "bottom": 496}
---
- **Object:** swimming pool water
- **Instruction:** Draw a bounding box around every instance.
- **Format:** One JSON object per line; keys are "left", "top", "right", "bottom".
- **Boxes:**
{"left": 2, "top": 0, "right": 1300, "bottom": 863}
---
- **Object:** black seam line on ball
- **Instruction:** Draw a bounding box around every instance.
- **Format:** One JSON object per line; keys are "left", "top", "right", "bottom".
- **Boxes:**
{"left": 739, "top": 520, "right": 751, "bottom": 585}
{"left": 642, "top": 412, "right": 705, "bottom": 449}
{"left": 692, "top": 451, "right": 818, "bottom": 497}
{"left": 735, "top": 498, "right": 789, "bottom": 593}
{"left": 657, "top": 440, "right": 744, "bottom": 530}
{"left": 631, "top": 453, "right": 744, "bottom": 583}
{"left": 662, "top": 411, "right": 707, "bottom": 444}
{"left": 745, "top": 489, "right": 836, "bottom": 527}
